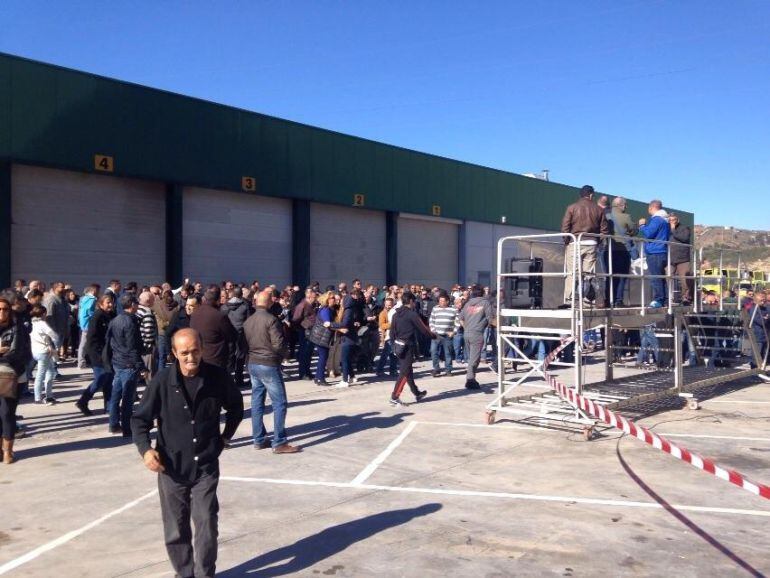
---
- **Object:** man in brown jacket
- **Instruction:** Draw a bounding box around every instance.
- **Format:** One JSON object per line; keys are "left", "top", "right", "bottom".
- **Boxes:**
{"left": 243, "top": 290, "right": 299, "bottom": 454}
{"left": 560, "top": 185, "right": 609, "bottom": 305}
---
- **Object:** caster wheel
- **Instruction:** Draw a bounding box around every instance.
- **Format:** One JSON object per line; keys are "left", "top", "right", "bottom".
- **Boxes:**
{"left": 687, "top": 399, "right": 700, "bottom": 410}
{"left": 485, "top": 411, "right": 496, "bottom": 425}
{"left": 583, "top": 426, "right": 595, "bottom": 441}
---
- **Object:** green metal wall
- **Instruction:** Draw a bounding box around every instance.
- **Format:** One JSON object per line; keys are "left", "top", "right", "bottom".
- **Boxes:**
{"left": 0, "top": 52, "right": 694, "bottom": 228}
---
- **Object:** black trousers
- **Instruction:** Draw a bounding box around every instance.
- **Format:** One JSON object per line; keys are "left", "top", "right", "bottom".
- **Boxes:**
{"left": 0, "top": 395, "right": 17, "bottom": 439}
{"left": 158, "top": 469, "right": 219, "bottom": 578}
{"left": 391, "top": 345, "right": 420, "bottom": 400}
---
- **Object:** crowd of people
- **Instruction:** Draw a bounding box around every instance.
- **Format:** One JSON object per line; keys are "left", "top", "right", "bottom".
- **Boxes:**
{"left": 0, "top": 276, "right": 499, "bottom": 462}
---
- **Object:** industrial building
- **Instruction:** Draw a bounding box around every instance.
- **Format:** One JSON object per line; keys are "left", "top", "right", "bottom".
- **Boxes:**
{"left": 0, "top": 52, "right": 694, "bottom": 290}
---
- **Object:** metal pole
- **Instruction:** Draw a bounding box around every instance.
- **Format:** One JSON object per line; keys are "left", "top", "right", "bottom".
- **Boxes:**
{"left": 674, "top": 315, "right": 683, "bottom": 393}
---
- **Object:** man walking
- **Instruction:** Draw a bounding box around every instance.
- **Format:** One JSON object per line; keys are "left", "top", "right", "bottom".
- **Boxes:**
{"left": 243, "top": 290, "right": 299, "bottom": 454}
{"left": 638, "top": 200, "right": 670, "bottom": 308}
{"left": 560, "top": 185, "right": 609, "bottom": 306}
{"left": 76, "top": 294, "right": 115, "bottom": 416}
{"left": 459, "top": 286, "right": 494, "bottom": 390}
{"left": 132, "top": 328, "right": 243, "bottom": 578}
{"left": 375, "top": 297, "right": 397, "bottom": 377}
{"left": 106, "top": 294, "right": 147, "bottom": 436}
{"left": 429, "top": 294, "right": 457, "bottom": 376}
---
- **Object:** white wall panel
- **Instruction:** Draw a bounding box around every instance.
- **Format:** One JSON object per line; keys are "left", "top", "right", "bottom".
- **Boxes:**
{"left": 309, "top": 203, "right": 385, "bottom": 289}
{"left": 183, "top": 187, "right": 292, "bottom": 287}
{"left": 397, "top": 215, "right": 458, "bottom": 289}
{"left": 11, "top": 165, "right": 165, "bottom": 289}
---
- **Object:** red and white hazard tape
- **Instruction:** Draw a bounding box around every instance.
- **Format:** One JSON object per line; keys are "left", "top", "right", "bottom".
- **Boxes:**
{"left": 542, "top": 337, "right": 770, "bottom": 500}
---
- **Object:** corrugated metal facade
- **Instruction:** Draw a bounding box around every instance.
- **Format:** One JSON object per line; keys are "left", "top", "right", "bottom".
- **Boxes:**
{"left": 0, "top": 52, "right": 694, "bottom": 230}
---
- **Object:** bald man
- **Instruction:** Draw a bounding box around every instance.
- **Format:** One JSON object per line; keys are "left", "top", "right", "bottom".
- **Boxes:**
{"left": 132, "top": 328, "right": 243, "bottom": 578}
{"left": 243, "top": 289, "right": 298, "bottom": 453}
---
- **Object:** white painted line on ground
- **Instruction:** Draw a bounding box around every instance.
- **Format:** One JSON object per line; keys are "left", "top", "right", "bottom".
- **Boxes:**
{"left": 418, "top": 420, "right": 770, "bottom": 443}
{"left": 0, "top": 489, "right": 158, "bottom": 576}
{"left": 701, "top": 400, "right": 770, "bottom": 405}
{"left": 350, "top": 421, "right": 418, "bottom": 486}
{"left": 220, "top": 476, "right": 770, "bottom": 518}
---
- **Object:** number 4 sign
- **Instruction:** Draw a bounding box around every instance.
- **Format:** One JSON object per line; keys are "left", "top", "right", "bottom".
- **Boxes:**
{"left": 94, "top": 154, "right": 114, "bottom": 172}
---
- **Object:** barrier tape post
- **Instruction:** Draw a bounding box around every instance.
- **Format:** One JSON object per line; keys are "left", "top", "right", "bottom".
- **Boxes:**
{"left": 542, "top": 336, "right": 770, "bottom": 501}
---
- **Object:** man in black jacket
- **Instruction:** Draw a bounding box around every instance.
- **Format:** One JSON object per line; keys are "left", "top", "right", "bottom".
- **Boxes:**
{"left": 190, "top": 287, "right": 237, "bottom": 369}
{"left": 389, "top": 292, "right": 435, "bottom": 407}
{"left": 222, "top": 287, "right": 250, "bottom": 387}
{"left": 668, "top": 213, "right": 693, "bottom": 305}
{"left": 76, "top": 294, "right": 116, "bottom": 416}
{"left": 132, "top": 328, "right": 243, "bottom": 578}
{"left": 107, "top": 294, "right": 147, "bottom": 436}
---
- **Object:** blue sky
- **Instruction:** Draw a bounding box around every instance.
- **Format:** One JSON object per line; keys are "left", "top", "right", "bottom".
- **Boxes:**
{"left": 1, "top": 1, "right": 768, "bottom": 228}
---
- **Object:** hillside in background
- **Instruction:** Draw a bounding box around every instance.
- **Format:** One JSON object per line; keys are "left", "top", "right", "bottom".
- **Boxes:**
{"left": 695, "top": 225, "right": 770, "bottom": 271}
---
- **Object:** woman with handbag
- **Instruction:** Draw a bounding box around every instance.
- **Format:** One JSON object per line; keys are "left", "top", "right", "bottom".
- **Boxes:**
{"left": 327, "top": 290, "right": 362, "bottom": 388}
{"left": 310, "top": 291, "right": 337, "bottom": 386}
{"left": 30, "top": 305, "right": 60, "bottom": 405}
{"left": 0, "top": 296, "right": 29, "bottom": 463}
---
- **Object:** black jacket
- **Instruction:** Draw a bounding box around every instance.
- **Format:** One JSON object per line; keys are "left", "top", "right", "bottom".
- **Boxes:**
{"left": 0, "top": 319, "right": 30, "bottom": 376}
{"left": 131, "top": 361, "right": 244, "bottom": 482}
{"left": 670, "top": 224, "right": 691, "bottom": 265}
{"left": 107, "top": 312, "right": 145, "bottom": 371}
{"left": 222, "top": 298, "right": 250, "bottom": 333}
{"left": 86, "top": 308, "right": 115, "bottom": 368}
{"left": 391, "top": 306, "right": 433, "bottom": 345}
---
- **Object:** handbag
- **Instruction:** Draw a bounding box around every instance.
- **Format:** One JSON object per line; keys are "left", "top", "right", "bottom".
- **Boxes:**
{"left": 0, "top": 366, "right": 18, "bottom": 399}
{"left": 393, "top": 339, "right": 408, "bottom": 359}
{"left": 308, "top": 320, "right": 333, "bottom": 348}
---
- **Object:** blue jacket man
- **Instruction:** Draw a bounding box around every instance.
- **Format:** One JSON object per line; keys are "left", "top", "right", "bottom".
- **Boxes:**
{"left": 638, "top": 200, "right": 670, "bottom": 307}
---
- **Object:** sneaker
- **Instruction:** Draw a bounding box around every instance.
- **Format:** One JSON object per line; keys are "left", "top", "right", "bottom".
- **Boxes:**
{"left": 648, "top": 300, "right": 663, "bottom": 309}
{"left": 75, "top": 401, "right": 93, "bottom": 416}
{"left": 313, "top": 379, "right": 329, "bottom": 386}
{"left": 109, "top": 426, "right": 122, "bottom": 435}
{"left": 45, "top": 398, "right": 57, "bottom": 405}
{"left": 335, "top": 381, "right": 350, "bottom": 388}
{"left": 389, "top": 398, "right": 406, "bottom": 407}
{"left": 415, "top": 390, "right": 427, "bottom": 402}
{"left": 34, "top": 399, "right": 44, "bottom": 405}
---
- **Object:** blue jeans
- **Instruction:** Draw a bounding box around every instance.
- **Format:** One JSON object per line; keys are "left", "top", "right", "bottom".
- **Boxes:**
{"left": 431, "top": 335, "right": 453, "bottom": 371}
{"left": 646, "top": 252, "right": 667, "bottom": 304}
{"left": 156, "top": 335, "right": 169, "bottom": 371}
{"left": 297, "top": 330, "right": 314, "bottom": 377}
{"left": 376, "top": 341, "right": 397, "bottom": 375}
{"left": 636, "top": 328, "right": 660, "bottom": 364}
{"left": 340, "top": 341, "right": 356, "bottom": 382}
{"left": 249, "top": 364, "right": 288, "bottom": 448}
{"left": 110, "top": 367, "right": 139, "bottom": 434}
{"left": 33, "top": 351, "right": 56, "bottom": 401}
{"left": 314, "top": 346, "right": 330, "bottom": 381}
{"left": 80, "top": 365, "right": 113, "bottom": 407}
{"left": 452, "top": 332, "right": 464, "bottom": 362}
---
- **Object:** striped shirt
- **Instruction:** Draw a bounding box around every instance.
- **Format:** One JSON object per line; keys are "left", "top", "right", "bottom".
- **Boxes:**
{"left": 429, "top": 306, "right": 458, "bottom": 336}
{"left": 135, "top": 306, "right": 158, "bottom": 352}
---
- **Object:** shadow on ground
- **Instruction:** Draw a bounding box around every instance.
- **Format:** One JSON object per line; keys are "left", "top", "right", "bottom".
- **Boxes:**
{"left": 219, "top": 503, "right": 442, "bottom": 577}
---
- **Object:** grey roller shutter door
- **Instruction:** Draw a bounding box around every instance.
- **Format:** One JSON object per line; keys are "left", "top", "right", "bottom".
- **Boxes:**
{"left": 183, "top": 187, "right": 292, "bottom": 287}
{"left": 309, "top": 203, "right": 386, "bottom": 289}
{"left": 11, "top": 165, "right": 165, "bottom": 289}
